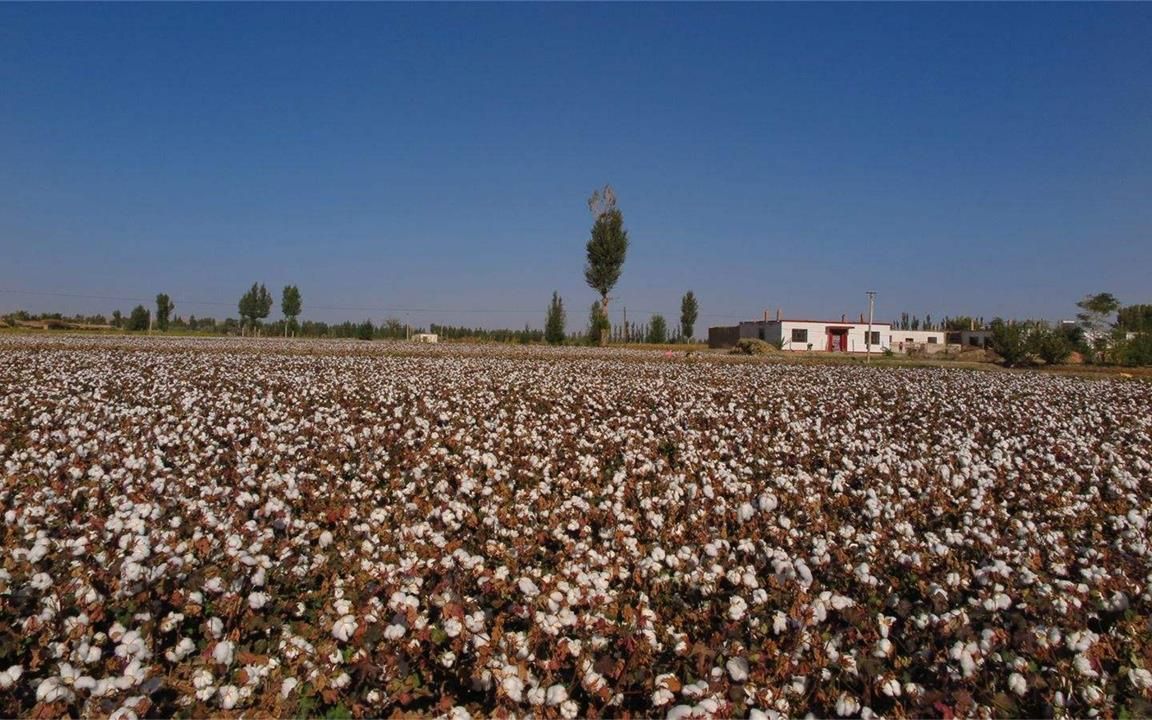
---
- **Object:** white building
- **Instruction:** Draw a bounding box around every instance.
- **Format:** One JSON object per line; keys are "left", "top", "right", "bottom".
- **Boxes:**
{"left": 722, "top": 317, "right": 892, "bottom": 353}
{"left": 892, "top": 329, "right": 947, "bottom": 354}
{"left": 411, "top": 333, "right": 439, "bottom": 344}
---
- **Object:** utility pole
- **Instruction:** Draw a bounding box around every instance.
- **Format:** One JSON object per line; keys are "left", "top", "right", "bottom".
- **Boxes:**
{"left": 866, "top": 290, "right": 877, "bottom": 364}
{"left": 623, "top": 306, "right": 628, "bottom": 343}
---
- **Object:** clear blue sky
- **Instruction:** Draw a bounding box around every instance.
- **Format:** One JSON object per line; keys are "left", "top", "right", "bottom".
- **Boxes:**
{"left": 2, "top": 3, "right": 1150, "bottom": 330}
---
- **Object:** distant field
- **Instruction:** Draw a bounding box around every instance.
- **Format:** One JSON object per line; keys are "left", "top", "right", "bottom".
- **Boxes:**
{"left": 1, "top": 336, "right": 1150, "bottom": 718}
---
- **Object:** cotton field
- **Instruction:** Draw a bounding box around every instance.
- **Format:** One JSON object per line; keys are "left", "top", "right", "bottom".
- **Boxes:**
{"left": 1, "top": 336, "right": 1150, "bottom": 719}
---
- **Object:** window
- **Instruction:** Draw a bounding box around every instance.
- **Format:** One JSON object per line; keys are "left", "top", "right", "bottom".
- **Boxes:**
{"left": 927, "top": 336, "right": 938, "bottom": 344}
{"left": 866, "top": 331, "right": 880, "bottom": 345}
{"left": 791, "top": 328, "right": 808, "bottom": 343}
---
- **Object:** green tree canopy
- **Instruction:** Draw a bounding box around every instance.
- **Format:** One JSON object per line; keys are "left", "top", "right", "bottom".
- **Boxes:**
{"left": 1117, "top": 304, "right": 1152, "bottom": 333}
{"left": 989, "top": 319, "right": 1029, "bottom": 367}
{"left": 647, "top": 314, "right": 668, "bottom": 344}
{"left": 680, "top": 291, "right": 698, "bottom": 342}
{"left": 281, "top": 285, "right": 303, "bottom": 336}
{"left": 1077, "top": 292, "right": 1120, "bottom": 332}
{"left": 128, "top": 305, "right": 150, "bottom": 332}
{"left": 544, "top": 291, "right": 566, "bottom": 345}
{"left": 239, "top": 282, "right": 274, "bottom": 334}
{"left": 155, "top": 293, "right": 174, "bottom": 331}
{"left": 583, "top": 185, "right": 628, "bottom": 345}
{"left": 588, "top": 302, "right": 610, "bottom": 345}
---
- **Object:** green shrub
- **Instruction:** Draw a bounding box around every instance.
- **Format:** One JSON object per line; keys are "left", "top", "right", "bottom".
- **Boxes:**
{"left": 989, "top": 319, "right": 1030, "bottom": 367}
{"left": 1119, "top": 333, "right": 1152, "bottom": 367}
{"left": 1028, "top": 326, "right": 1073, "bottom": 365}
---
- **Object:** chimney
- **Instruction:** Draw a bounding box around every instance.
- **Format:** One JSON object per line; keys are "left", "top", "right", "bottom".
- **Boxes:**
{"left": 859, "top": 313, "right": 865, "bottom": 323}
{"left": 776, "top": 307, "right": 782, "bottom": 322}
{"left": 764, "top": 309, "right": 768, "bottom": 324}
{"left": 841, "top": 313, "right": 846, "bottom": 322}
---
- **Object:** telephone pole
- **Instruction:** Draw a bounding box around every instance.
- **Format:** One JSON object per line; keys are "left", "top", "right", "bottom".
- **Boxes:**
{"left": 866, "top": 290, "right": 877, "bottom": 364}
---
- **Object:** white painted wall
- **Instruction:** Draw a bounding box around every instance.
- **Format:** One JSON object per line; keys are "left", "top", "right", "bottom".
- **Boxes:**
{"left": 891, "top": 330, "right": 946, "bottom": 353}
{"left": 779, "top": 321, "right": 892, "bottom": 353}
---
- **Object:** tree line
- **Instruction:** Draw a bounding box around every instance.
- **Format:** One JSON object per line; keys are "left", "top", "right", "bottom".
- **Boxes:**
{"left": 541, "top": 186, "right": 701, "bottom": 346}
{"left": 986, "top": 293, "right": 1152, "bottom": 367}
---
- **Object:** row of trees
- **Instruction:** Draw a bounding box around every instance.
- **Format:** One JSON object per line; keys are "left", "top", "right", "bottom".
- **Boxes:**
{"left": 985, "top": 293, "right": 1152, "bottom": 367}
{"left": 542, "top": 289, "right": 699, "bottom": 346}
{"left": 892, "top": 313, "right": 988, "bottom": 332}
{"left": 539, "top": 187, "right": 698, "bottom": 347}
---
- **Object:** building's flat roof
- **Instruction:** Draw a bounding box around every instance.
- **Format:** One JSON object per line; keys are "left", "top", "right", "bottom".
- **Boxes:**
{"left": 739, "top": 319, "right": 893, "bottom": 327}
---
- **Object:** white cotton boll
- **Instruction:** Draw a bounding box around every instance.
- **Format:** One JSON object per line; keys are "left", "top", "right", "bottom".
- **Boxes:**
{"left": 830, "top": 595, "right": 854, "bottom": 610}
{"left": 546, "top": 684, "right": 570, "bottom": 706}
{"left": 1129, "top": 668, "right": 1152, "bottom": 689}
{"left": 318, "top": 531, "right": 333, "bottom": 548}
{"left": 36, "top": 677, "right": 75, "bottom": 703}
{"left": 758, "top": 493, "right": 778, "bottom": 512}
{"left": 0, "top": 665, "right": 23, "bottom": 690}
{"left": 518, "top": 577, "right": 540, "bottom": 597}
{"left": 165, "top": 637, "right": 195, "bottom": 662}
{"left": 449, "top": 707, "right": 472, "bottom": 720}
{"left": 880, "top": 678, "right": 901, "bottom": 697}
{"left": 1074, "top": 654, "right": 1099, "bottom": 678}
{"left": 248, "top": 592, "right": 268, "bottom": 610}
{"left": 526, "top": 687, "right": 546, "bottom": 706}
{"left": 212, "top": 640, "right": 234, "bottom": 667}
{"left": 960, "top": 651, "right": 977, "bottom": 678}
{"left": 193, "top": 669, "right": 214, "bottom": 690}
{"left": 501, "top": 675, "right": 524, "bottom": 703}
{"left": 280, "top": 677, "right": 299, "bottom": 698}
{"left": 30, "top": 572, "right": 53, "bottom": 591}
{"left": 738, "top": 503, "right": 755, "bottom": 522}
{"left": 443, "top": 617, "right": 463, "bottom": 637}
{"left": 667, "top": 705, "right": 694, "bottom": 720}
{"left": 560, "top": 700, "right": 579, "bottom": 719}
{"left": 834, "top": 693, "right": 860, "bottom": 717}
{"left": 207, "top": 617, "right": 224, "bottom": 639}
{"left": 332, "top": 615, "right": 357, "bottom": 642}
{"left": 773, "top": 611, "right": 788, "bottom": 635}
{"left": 726, "top": 657, "right": 749, "bottom": 682}
{"left": 384, "top": 623, "right": 406, "bottom": 640}
{"left": 652, "top": 688, "right": 675, "bottom": 706}
{"left": 873, "top": 638, "right": 893, "bottom": 658}
{"left": 728, "top": 596, "right": 747, "bottom": 621}
{"left": 218, "top": 684, "right": 240, "bottom": 709}
{"left": 1008, "top": 672, "right": 1027, "bottom": 696}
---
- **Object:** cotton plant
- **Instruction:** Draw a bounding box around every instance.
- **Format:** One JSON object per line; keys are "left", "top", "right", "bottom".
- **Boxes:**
{"left": 0, "top": 335, "right": 1150, "bottom": 717}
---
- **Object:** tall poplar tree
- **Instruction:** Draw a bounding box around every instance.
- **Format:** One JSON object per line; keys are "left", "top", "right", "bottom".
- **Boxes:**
{"left": 544, "top": 291, "right": 566, "bottom": 345}
{"left": 584, "top": 185, "right": 629, "bottom": 345}
{"left": 680, "top": 291, "right": 698, "bottom": 342}
{"left": 281, "top": 285, "right": 302, "bottom": 337}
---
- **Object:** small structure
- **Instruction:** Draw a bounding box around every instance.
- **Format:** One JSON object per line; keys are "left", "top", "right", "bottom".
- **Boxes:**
{"left": 946, "top": 329, "right": 993, "bottom": 348}
{"left": 709, "top": 311, "right": 892, "bottom": 353}
{"left": 412, "top": 333, "right": 439, "bottom": 344}
{"left": 893, "top": 329, "right": 947, "bottom": 354}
